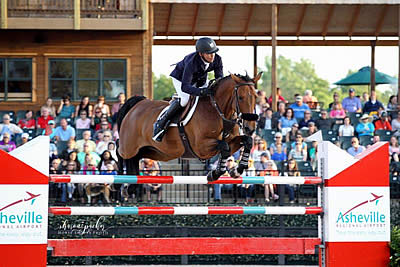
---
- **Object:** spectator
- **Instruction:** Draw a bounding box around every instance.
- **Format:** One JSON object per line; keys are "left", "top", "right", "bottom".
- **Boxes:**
{"left": 42, "top": 97, "right": 57, "bottom": 117}
{"left": 77, "top": 142, "right": 101, "bottom": 166}
{"left": 250, "top": 138, "right": 270, "bottom": 163}
{"left": 347, "top": 137, "right": 365, "bottom": 157}
{"left": 342, "top": 88, "right": 362, "bottom": 113}
{"left": 290, "top": 133, "right": 308, "bottom": 152}
{"left": 18, "top": 132, "right": 30, "bottom": 147}
{"left": 267, "top": 87, "right": 287, "bottom": 106}
{"left": 111, "top": 93, "right": 126, "bottom": 122}
{"left": 44, "top": 120, "right": 56, "bottom": 138}
{"left": 17, "top": 110, "right": 35, "bottom": 129}
{"left": 93, "top": 96, "right": 111, "bottom": 117}
{"left": 356, "top": 114, "right": 374, "bottom": 136}
{"left": 392, "top": 110, "right": 400, "bottom": 136}
{"left": 272, "top": 102, "right": 286, "bottom": 129}
{"left": 258, "top": 160, "right": 279, "bottom": 202}
{"left": 95, "top": 114, "right": 112, "bottom": 132}
{"left": 75, "top": 130, "right": 96, "bottom": 153}
{"left": 304, "top": 121, "right": 318, "bottom": 137}
{"left": 363, "top": 90, "right": 384, "bottom": 115}
{"left": 36, "top": 106, "right": 54, "bottom": 129}
{"left": 213, "top": 156, "right": 236, "bottom": 203}
{"left": 255, "top": 91, "right": 268, "bottom": 115}
{"left": 82, "top": 156, "right": 98, "bottom": 175}
{"left": 269, "top": 132, "right": 287, "bottom": 155}
{"left": 112, "top": 123, "right": 119, "bottom": 141}
{"left": 0, "top": 132, "right": 16, "bottom": 152}
{"left": 389, "top": 136, "right": 400, "bottom": 162}
{"left": 96, "top": 130, "right": 112, "bottom": 155}
{"left": 53, "top": 118, "right": 76, "bottom": 142}
{"left": 328, "top": 92, "right": 340, "bottom": 110}
{"left": 387, "top": 95, "right": 398, "bottom": 111}
{"left": 142, "top": 159, "right": 162, "bottom": 203}
{"left": 374, "top": 111, "right": 392, "bottom": 131}
{"left": 316, "top": 110, "right": 332, "bottom": 130}
{"left": 257, "top": 108, "right": 273, "bottom": 130}
{"left": 338, "top": 117, "right": 355, "bottom": 137}
{"left": 289, "top": 95, "right": 310, "bottom": 120}
{"left": 75, "top": 110, "right": 91, "bottom": 129}
{"left": 282, "top": 159, "right": 299, "bottom": 204}
{"left": 91, "top": 107, "right": 103, "bottom": 128}
{"left": 49, "top": 142, "right": 58, "bottom": 162}
{"left": 286, "top": 123, "right": 299, "bottom": 143}
{"left": 309, "top": 141, "right": 318, "bottom": 170}
{"left": 57, "top": 95, "right": 75, "bottom": 119}
{"left": 298, "top": 110, "right": 315, "bottom": 129}
{"left": 75, "top": 96, "right": 93, "bottom": 118}
{"left": 278, "top": 108, "right": 297, "bottom": 136}
{"left": 240, "top": 158, "right": 256, "bottom": 204}
{"left": 62, "top": 151, "right": 81, "bottom": 172}
{"left": 0, "top": 114, "right": 22, "bottom": 138}
{"left": 271, "top": 143, "right": 287, "bottom": 161}
{"left": 98, "top": 150, "right": 118, "bottom": 171}
{"left": 302, "top": 89, "right": 318, "bottom": 109}
{"left": 60, "top": 139, "right": 78, "bottom": 161}
{"left": 361, "top": 92, "right": 369, "bottom": 107}
{"left": 329, "top": 103, "right": 346, "bottom": 119}
{"left": 107, "top": 141, "right": 118, "bottom": 160}
{"left": 288, "top": 142, "right": 307, "bottom": 161}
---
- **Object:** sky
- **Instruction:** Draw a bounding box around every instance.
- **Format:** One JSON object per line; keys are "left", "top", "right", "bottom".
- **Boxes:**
{"left": 152, "top": 45, "right": 398, "bottom": 91}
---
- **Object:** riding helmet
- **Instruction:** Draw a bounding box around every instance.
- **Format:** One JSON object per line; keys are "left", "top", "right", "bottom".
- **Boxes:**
{"left": 196, "top": 37, "right": 219, "bottom": 54}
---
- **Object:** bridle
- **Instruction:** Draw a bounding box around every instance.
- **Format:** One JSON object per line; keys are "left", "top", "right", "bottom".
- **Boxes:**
{"left": 209, "top": 81, "right": 258, "bottom": 139}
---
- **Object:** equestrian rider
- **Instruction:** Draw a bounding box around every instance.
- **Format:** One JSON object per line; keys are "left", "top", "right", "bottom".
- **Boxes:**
{"left": 152, "top": 37, "right": 224, "bottom": 142}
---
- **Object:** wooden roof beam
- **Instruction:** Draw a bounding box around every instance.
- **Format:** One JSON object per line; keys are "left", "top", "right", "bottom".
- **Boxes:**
{"left": 165, "top": 3, "right": 173, "bottom": 36}
{"left": 375, "top": 4, "right": 389, "bottom": 37}
{"left": 191, "top": 4, "right": 199, "bottom": 36}
{"left": 244, "top": 4, "right": 254, "bottom": 36}
{"left": 348, "top": 5, "right": 361, "bottom": 37}
{"left": 217, "top": 4, "right": 226, "bottom": 36}
{"left": 322, "top": 5, "right": 335, "bottom": 37}
{"left": 296, "top": 4, "right": 307, "bottom": 37}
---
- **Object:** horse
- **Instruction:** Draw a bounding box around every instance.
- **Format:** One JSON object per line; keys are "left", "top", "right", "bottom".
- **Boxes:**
{"left": 117, "top": 72, "right": 262, "bottom": 181}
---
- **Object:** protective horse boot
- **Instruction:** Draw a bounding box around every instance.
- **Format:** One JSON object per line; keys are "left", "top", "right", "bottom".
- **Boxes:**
{"left": 152, "top": 98, "right": 183, "bottom": 142}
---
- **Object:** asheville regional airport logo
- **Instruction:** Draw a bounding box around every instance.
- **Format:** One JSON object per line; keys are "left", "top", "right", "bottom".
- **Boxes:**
{"left": 336, "top": 193, "right": 386, "bottom": 227}
{"left": 0, "top": 191, "right": 44, "bottom": 226}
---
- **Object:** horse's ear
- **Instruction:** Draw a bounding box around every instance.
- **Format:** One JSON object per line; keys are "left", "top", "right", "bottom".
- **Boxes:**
{"left": 254, "top": 71, "right": 263, "bottom": 83}
{"left": 230, "top": 73, "right": 242, "bottom": 84}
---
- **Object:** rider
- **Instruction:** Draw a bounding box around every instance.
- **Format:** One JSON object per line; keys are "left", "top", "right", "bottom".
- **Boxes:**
{"left": 152, "top": 37, "right": 224, "bottom": 142}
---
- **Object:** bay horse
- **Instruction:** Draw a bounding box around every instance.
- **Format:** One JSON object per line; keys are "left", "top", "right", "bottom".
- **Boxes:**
{"left": 117, "top": 72, "right": 262, "bottom": 181}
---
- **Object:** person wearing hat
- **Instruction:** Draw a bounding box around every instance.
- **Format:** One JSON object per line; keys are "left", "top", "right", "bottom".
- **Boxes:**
{"left": 374, "top": 111, "right": 392, "bottom": 131}
{"left": 43, "top": 119, "right": 56, "bottom": 137}
{"left": 153, "top": 37, "right": 223, "bottom": 142}
{"left": 362, "top": 90, "right": 384, "bottom": 115}
{"left": 289, "top": 94, "right": 310, "bottom": 120}
{"left": 356, "top": 114, "right": 375, "bottom": 136}
{"left": 342, "top": 88, "right": 362, "bottom": 113}
{"left": 19, "top": 132, "right": 30, "bottom": 147}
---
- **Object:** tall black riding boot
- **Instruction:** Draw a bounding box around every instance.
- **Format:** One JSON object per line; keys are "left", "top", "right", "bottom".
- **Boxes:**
{"left": 152, "top": 99, "right": 183, "bottom": 142}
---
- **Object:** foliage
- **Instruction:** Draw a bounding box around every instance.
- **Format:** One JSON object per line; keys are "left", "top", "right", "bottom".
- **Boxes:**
{"left": 391, "top": 226, "right": 400, "bottom": 266}
{"left": 153, "top": 73, "right": 175, "bottom": 100}
{"left": 259, "top": 55, "right": 331, "bottom": 107}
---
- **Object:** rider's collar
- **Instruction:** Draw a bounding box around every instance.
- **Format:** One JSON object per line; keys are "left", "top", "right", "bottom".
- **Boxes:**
{"left": 199, "top": 55, "right": 210, "bottom": 70}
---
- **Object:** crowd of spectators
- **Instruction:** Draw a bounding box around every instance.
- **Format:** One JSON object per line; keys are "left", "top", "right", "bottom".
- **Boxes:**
{"left": 1, "top": 87, "right": 398, "bottom": 205}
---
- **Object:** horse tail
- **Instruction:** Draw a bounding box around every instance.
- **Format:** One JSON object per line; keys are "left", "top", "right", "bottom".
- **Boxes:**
{"left": 116, "top": 95, "right": 146, "bottom": 132}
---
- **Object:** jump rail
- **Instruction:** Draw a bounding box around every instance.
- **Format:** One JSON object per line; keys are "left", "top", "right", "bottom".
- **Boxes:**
{"left": 49, "top": 175, "right": 322, "bottom": 185}
{"left": 49, "top": 206, "right": 323, "bottom": 216}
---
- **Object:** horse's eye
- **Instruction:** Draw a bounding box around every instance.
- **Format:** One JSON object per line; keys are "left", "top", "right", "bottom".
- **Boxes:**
{"left": 238, "top": 96, "right": 244, "bottom": 101}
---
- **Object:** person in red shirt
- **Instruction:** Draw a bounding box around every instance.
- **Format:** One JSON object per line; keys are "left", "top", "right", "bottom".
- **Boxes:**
{"left": 267, "top": 87, "right": 287, "bottom": 106}
{"left": 374, "top": 111, "right": 392, "bottom": 131}
{"left": 17, "top": 110, "right": 36, "bottom": 129}
{"left": 36, "top": 106, "right": 54, "bottom": 129}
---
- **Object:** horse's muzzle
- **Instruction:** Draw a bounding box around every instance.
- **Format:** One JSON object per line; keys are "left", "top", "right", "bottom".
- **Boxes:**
{"left": 241, "top": 113, "right": 259, "bottom": 121}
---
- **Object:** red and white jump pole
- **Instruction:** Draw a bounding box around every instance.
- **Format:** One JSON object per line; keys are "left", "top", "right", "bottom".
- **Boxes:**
{"left": 0, "top": 136, "right": 391, "bottom": 266}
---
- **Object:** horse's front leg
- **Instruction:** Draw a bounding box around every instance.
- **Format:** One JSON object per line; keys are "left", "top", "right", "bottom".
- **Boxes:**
{"left": 207, "top": 140, "right": 231, "bottom": 182}
{"left": 228, "top": 135, "right": 253, "bottom": 178}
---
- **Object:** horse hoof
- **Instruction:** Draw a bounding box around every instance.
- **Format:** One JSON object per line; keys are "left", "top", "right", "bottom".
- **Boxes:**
{"left": 207, "top": 171, "right": 220, "bottom": 182}
{"left": 229, "top": 168, "right": 241, "bottom": 179}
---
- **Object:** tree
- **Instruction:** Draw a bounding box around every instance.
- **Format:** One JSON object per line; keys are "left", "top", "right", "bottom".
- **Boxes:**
{"left": 259, "top": 55, "right": 331, "bottom": 108}
{"left": 153, "top": 73, "right": 174, "bottom": 100}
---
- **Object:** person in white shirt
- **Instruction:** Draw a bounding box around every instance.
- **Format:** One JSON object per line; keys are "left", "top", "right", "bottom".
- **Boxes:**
{"left": 338, "top": 116, "right": 354, "bottom": 137}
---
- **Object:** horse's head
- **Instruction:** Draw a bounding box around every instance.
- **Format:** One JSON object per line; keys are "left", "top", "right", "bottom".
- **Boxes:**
{"left": 227, "top": 72, "right": 262, "bottom": 135}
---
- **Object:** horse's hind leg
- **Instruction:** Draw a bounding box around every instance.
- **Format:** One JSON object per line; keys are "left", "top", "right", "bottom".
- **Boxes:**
{"left": 126, "top": 155, "right": 143, "bottom": 202}
{"left": 207, "top": 140, "right": 231, "bottom": 182}
{"left": 116, "top": 140, "right": 124, "bottom": 175}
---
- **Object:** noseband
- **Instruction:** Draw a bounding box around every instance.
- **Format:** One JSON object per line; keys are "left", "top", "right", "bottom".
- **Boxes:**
{"left": 209, "top": 81, "right": 258, "bottom": 139}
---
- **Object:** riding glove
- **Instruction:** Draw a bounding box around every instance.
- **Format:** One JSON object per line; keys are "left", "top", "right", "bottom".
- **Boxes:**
{"left": 199, "top": 88, "right": 213, "bottom": 97}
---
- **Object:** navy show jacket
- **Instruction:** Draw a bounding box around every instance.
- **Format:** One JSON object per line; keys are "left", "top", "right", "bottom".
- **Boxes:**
{"left": 170, "top": 52, "right": 223, "bottom": 96}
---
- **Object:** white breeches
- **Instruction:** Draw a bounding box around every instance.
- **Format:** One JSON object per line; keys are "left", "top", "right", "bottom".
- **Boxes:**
{"left": 172, "top": 77, "right": 190, "bottom": 107}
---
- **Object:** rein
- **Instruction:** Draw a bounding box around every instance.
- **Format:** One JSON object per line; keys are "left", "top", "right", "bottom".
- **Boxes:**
{"left": 209, "top": 81, "right": 257, "bottom": 139}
